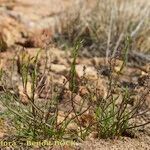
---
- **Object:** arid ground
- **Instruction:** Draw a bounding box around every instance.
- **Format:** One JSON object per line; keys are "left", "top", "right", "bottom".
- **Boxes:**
{"left": 0, "top": 0, "right": 150, "bottom": 150}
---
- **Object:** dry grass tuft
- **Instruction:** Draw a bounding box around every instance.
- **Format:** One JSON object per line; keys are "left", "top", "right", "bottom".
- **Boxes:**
{"left": 55, "top": 0, "right": 150, "bottom": 55}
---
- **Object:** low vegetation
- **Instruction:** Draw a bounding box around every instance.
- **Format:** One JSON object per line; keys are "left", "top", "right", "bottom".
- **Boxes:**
{"left": 0, "top": 39, "right": 149, "bottom": 146}
{"left": 0, "top": 0, "right": 150, "bottom": 149}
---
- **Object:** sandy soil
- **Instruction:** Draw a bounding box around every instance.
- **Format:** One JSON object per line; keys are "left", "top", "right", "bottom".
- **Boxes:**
{"left": 0, "top": 0, "right": 150, "bottom": 150}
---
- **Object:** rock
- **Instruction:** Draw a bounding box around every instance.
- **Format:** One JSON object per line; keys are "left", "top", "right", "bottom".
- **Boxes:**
{"left": 79, "top": 86, "right": 89, "bottom": 96}
{"left": 21, "top": 28, "right": 53, "bottom": 48}
{"left": 0, "top": 51, "right": 14, "bottom": 70}
{"left": 50, "top": 48, "right": 69, "bottom": 65}
{"left": 0, "top": 132, "right": 5, "bottom": 138}
{"left": 76, "top": 65, "right": 97, "bottom": 78}
{"left": 0, "top": 17, "right": 26, "bottom": 47}
{"left": 67, "top": 122, "right": 78, "bottom": 132}
{"left": 50, "top": 64, "right": 68, "bottom": 74}
{"left": 78, "top": 113, "right": 95, "bottom": 128}
{"left": 92, "top": 57, "right": 105, "bottom": 66}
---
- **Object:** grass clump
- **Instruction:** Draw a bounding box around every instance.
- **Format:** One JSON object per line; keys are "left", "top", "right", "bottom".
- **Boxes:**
{"left": 0, "top": 43, "right": 92, "bottom": 143}
{"left": 0, "top": 40, "right": 149, "bottom": 145}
